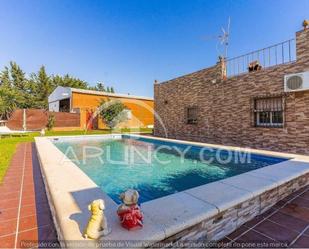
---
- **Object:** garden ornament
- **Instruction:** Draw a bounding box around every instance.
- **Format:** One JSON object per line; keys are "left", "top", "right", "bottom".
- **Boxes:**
{"left": 84, "top": 199, "right": 110, "bottom": 239}
{"left": 117, "top": 189, "right": 143, "bottom": 230}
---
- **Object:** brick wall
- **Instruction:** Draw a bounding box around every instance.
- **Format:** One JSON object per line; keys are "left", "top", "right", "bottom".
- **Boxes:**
{"left": 154, "top": 29, "right": 309, "bottom": 155}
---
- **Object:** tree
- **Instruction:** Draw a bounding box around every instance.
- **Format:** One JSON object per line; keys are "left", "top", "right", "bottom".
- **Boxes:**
{"left": 33, "top": 66, "right": 51, "bottom": 108}
{"left": 110, "top": 87, "right": 115, "bottom": 93}
{"left": 99, "top": 99, "right": 128, "bottom": 129}
{"left": 0, "top": 67, "right": 11, "bottom": 88}
{"left": 0, "top": 87, "right": 21, "bottom": 119}
{"left": 96, "top": 82, "right": 105, "bottom": 91}
{"left": 0, "top": 61, "right": 116, "bottom": 118}
{"left": 51, "top": 74, "right": 88, "bottom": 89}
{"left": 10, "top": 62, "right": 27, "bottom": 91}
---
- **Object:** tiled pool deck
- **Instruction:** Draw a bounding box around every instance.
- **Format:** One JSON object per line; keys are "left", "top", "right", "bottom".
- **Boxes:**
{"left": 0, "top": 141, "right": 308, "bottom": 248}
{"left": 219, "top": 185, "right": 309, "bottom": 248}
{"left": 0, "top": 143, "right": 59, "bottom": 248}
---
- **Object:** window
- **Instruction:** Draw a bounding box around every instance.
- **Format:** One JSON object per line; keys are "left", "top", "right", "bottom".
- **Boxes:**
{"left": 254, "top": 97, "right": 284, "bottom": 127}
{"left": 186, "top": 107, "right": 198, "bottom": 124}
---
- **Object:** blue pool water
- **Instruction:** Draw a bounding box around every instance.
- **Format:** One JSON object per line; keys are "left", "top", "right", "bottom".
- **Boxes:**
{"left": 53, "top": 136, "right": 289, "bottom": 204}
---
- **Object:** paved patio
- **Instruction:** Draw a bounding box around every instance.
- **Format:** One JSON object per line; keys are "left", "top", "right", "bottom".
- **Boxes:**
{"left": 0, "top": 143, "right": 58, "bottom": 248}
{"left": 219, "top": 185, "right": 309, "bottom": 248}
{"left": 0, "top": 142, "right": 308, "bottom": 248}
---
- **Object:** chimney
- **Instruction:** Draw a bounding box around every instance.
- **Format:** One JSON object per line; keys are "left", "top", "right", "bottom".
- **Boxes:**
{"left": 216, "top": 56, "right": 227, "bottom": 81}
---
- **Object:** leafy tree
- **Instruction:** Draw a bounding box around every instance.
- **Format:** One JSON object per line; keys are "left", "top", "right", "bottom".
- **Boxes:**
{"left": 96, "top": 82, "right": 105, "bottom": 91}
{"left": 62, "top": 74, "right": 88, "bottom": 89}
{"left": 99, "top": 99, "right": 128, "bottom": 129}
{"left": 10, "top": 62, "right": 27, "bottom": 91}
{"left": 50, "top": 74, "right": 88, "bottom": 89}
{"left": 90, "top": 83, "right": 115, "bottom": 93}
{"left": 33, "top": 66, "right": 51, "bottom": 108}
{"left": 0, "top": 87, "right": 21, "bottom": 119}
{"left": 0, "top": 67, "right": 11, "bottom": 88}
{"left": 0, "top": 61, "right": 116, "bottom": 119}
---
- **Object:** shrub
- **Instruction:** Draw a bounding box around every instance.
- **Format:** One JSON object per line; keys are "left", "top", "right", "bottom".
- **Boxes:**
{"left": 99, "top": 100, "right": 129, "bottom": 129}
{"left": 46, "top": 114, "right": 55, "bottom": 131}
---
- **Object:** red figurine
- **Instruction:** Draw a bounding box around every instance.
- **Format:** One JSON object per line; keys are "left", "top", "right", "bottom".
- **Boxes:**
{"left": 117, "top": 189, "right": 143, "bottom": 230}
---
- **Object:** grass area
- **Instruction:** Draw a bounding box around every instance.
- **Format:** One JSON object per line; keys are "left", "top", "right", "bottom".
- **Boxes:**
{"left": 44, "top": 127, "right": 152, "bottom": 136}
{"left": 0, "top": 134, "right": 39, "bottom": 182}
{"left": 0, "top": 128, "right": 152, "bottom": 183}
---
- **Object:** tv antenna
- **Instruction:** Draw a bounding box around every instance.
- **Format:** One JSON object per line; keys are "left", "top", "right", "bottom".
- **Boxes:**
{"left": 202, "top": 17, "right": 231, "bottom": 59}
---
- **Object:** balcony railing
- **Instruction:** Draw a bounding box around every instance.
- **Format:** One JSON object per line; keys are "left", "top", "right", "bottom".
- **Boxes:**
{"left": 226, "top": 38, "right": 296, "bottom": 78}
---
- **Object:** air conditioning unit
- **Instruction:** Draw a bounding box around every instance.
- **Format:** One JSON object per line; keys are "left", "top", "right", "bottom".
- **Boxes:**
{"left": 284, "top": 72, "right": 309, "bottom": 92}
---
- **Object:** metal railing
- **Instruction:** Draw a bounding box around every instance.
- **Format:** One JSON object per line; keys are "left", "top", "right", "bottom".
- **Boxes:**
{"left": 226, "top": 38, "right": 296, "bottom": 77}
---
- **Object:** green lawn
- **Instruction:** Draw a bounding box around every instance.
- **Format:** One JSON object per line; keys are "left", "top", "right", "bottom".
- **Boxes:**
{"left": 0, "top": 128, "right": 152, "bottom": 183}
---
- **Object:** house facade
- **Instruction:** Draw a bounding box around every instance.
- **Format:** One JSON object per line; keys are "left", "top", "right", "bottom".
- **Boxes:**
{"left": 154, "top": 28, "right": 309, "bottom": 155}
{"left": 48, "top": 87, "right": 154, "bottom": 130}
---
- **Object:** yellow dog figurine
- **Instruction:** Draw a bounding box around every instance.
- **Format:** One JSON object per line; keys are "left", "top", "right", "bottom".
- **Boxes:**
{"left": 83, "top": 199, "right": 110, "bottom": 239}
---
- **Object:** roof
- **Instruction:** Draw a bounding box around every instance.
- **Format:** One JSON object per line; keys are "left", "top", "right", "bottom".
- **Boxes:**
{"left": 70, "top": 87, "right": 154, "bottom": 101}
{"left": 48, "top": 86, "right": 153, "bottom": 103}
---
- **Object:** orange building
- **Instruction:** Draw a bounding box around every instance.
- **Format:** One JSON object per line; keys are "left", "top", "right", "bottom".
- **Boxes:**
{"left": 48, "top": 86, "right": 154, "bottom": 130}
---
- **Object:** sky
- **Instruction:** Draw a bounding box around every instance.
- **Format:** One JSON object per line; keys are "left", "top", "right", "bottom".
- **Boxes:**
{"left": 0, "top": 0, "right": 308, "bottom": 97}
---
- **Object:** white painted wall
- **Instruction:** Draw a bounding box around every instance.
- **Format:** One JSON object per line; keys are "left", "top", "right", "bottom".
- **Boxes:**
{"left": 49, "top": 101, "right": 60, "bottom": 112}
{"left": 48, "top": 86, "right": 72, "bottom": 103}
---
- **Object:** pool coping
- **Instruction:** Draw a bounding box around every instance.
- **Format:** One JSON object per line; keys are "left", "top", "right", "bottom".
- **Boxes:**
{"left": 34, "top": 134, "right": 309, "bottom": 248}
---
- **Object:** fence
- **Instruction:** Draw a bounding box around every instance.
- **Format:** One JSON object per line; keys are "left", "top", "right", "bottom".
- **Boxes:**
{"left": 226, "top": 39, "right": 296, "bottom": 77}
{"left": 7, "top": 109, "right": 80, "bottom": 131}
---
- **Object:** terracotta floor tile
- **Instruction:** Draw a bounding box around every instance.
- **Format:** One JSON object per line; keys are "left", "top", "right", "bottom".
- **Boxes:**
{"left": 217, "top": 237, "right": 232, "bottom": 248}
{"left": 254, "top": 220, "right": 299, "bottom": 243}
{"left": 290, "top": 197, "right": 309, "bottom": 209}
{"left": 21, "top": 183, "right": 34, "bottom": 190}
{"left": 22, "top": 176, "right": 33, "bottom": 183}
{"left": 21, "top": 196, "right": 36, "bottom": 206}
{"left": 299, "top": 190, "right": 309, "bottom": 201}
{"left": 16, "top": 229, "right": 38, "bottom": 248}
{"left": 0, "top": 191, "right": 20, "bottom": 201}
{"left": 291, "top": 234, "right": 309, "bottom": 248}
{"left": 21, "top": 189, "right": 35, "bottom": 197}
{"left": 0, "top": 198, "right": 20, "bottom": 211}
{"left": 243, "top": 207, "right": 277, "bottom": 228}
{"left": 234, "top": 229, "right": 276, "bottom": 243}
{"left": 21, "top": 195, "right": 48, "bottom": 207}
{"left": 2, "top": 175, "right": 20, "bottom": 180}
{"left": 0, "top": 207, "right": 18, "bottom": 222}
{"left": 268, "top": 211, "right": 308, "bottom": 232}
{"left": 273, "top": 199, "right": 288, "bottom": 209}
{"left": 0, "top": 219, "right": 17, "bottom": 236}
{"left": 18, "top": 215, "right": 38, "bottom": 232}
{"left": 19, "top": 205, "right": 36, "bottom": 218}
{"left": 0, "top": 233, "right": 16, "bottom": 248}
{"left": 279, "top": 203, "right": 309, "bottom": 222}
{"left": 226, "top": 225, "right": 249, "bottom": 240}
{"left": 21, "top": 191, "right": 35, "bottom": 199}
{"left": 2, "top": 179, "right": 22, "bottom": 186}
{"left": 0, "top": 188, "right": 21, "bottom": 194}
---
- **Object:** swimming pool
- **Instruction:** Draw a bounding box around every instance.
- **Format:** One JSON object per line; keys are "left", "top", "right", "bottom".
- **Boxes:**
{"left": 53, "top": 135, "right": 289, "bottom": 204}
